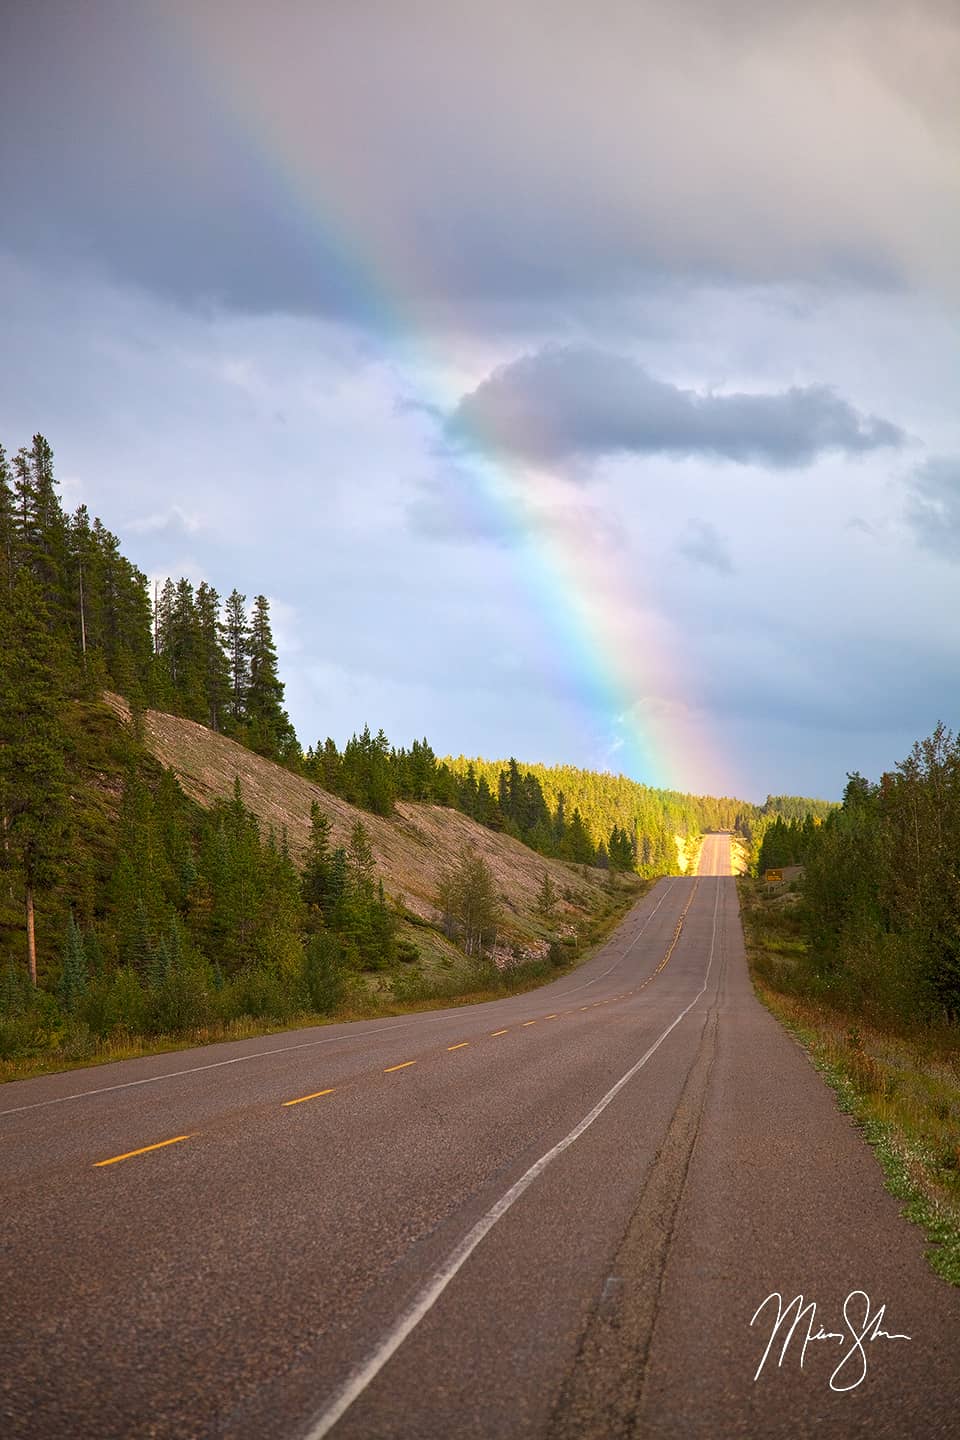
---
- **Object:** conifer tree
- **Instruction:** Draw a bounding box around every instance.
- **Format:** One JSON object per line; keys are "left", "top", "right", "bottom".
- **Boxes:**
{"left": 0, "top": 569, "right": 69, "bottom": 983}
{"left": 320, "top": 737, "right": 342, "bottom": 792}
{"left": 245, "top": 594, "right": 297, "bottom": 760}
{"left": 0, "top": 444, "right": 15, "bottom": 593}
{"left": 224, "top": 589, "right": 250, "bottom": 728}
{"left": 439, "top": 848, "right": 500, "bottom": 959}
{"left": 536, "top": 870, "right": 557, "bottom": 918}
{"left": 303, "top": 931, "right": 347, "bottom": 1013}
{"left": 301, "top": 802, "right": 334, "bottom": 921}
{"left": 68, "top": 503, "right": 96, "bottom": 680}
{"left": 58, "top": 914, "right": 88, "bottom": 1011}
{"left": 347, "top": 820, "right": 376, "bottom": 897}
{"left": 195, "top": 582, "right": 230, "bottom": 730}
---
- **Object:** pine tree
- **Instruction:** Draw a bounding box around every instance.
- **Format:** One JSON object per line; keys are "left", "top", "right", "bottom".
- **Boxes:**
{"left": 13, "top": 437, "right": 66, "bottom": 605}
{"left": 195, "top": 582, "right": 230, "bottom": 731}
{"left": 58, "top": 914, "right": 88, "bottom": 1011}
{"left": 347, "top": 820, "right": 376, "bottom": 897}
{"left": 0, "top": 444, "right": 16, "bottom": 593}
{"left": 224, "top": 589, "right": 249, "bottom": 728}
{"left": 111, "top": 776, "right": 172, "bottom": 975}
{"left": 301, "top": 802, "right": 334, "bottom": 920}
{"left": 68, "top": 503, "right": 96, "bottom": 682}
{"left": 303, "top": 931, "right": 347, "bottom": 1013}
{"left": 96, "top": 522, "right": 152, "bottom": 700}
{"left": 320, "top": 737, "right": 342, "bottom": 792}
{"left": 174, "top": 579, "right": 204, "bottom": 715}
{"left": 245, "top": 594, "right": 297, "bottom": 760}
{"left": 563, "top": 808, "right": 596, "bottom": 865}
{"left": 0, "top": 569, "right": 70, "bottom": 983}
{"left": 439, "top": 848, "right": 501, "bottom": 959}
{"left": 536, "top": 870, "right": 557, "bottom": 918}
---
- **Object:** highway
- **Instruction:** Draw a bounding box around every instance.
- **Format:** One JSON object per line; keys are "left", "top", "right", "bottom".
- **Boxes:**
{"left": 1, "top": 833, "right": 957, "bottom": 1437}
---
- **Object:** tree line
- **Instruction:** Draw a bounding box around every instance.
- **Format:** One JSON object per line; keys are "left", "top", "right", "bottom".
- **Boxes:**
{"left": 0, "top": 433, "right": 735, "bottom": 926}
{"left": 303, "top": 739, "right": 683, "bottom": 874}
{"left": 0, "top": 431, "right": 835, "bottom": 1016}
{"left": 800, "top": 726, "right": 960, "bottom": 1026}
{"left": 745, "top": 794, "right": 836, "bottom": 873}
{"left": 755, "top": 814, "right": 822, "bottom": 873}
{"left": 1, "top": 744, "right": 414, "bottom": 1050}
{"left": 0, "top": 434, "right": 300, "bottom": 984}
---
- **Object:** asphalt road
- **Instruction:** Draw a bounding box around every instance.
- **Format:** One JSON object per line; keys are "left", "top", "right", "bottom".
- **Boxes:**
{"left": 1, "top": 833, "right": 957, "bottom": 1438}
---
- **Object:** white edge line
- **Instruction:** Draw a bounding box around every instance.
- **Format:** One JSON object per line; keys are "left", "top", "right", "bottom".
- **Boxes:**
{"left": 302, "top": 878, "right": 723, "bottom": 1440}
{"left": 0, "top": 1019, "right": 442, "bottom": 1118}
{"left": 1, "top": 879, "right": 680, "bottom": 1119}
{"left": 554, "top": 878, "right": 677, "bottom": 997}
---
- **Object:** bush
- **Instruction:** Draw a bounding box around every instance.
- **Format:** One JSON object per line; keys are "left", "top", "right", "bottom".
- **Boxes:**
{"left": 229, "top": 966, "right": 300, "bottom": 1021}
{"left": 80, "top": 968, "right": 148, "bottom": 1038}
{"left": 303, "top": 933, "right": 347, "bottom": 1015}
{"left": 151, "top": 960, "right": 215, "bottom": 1034}
{"left": 395, "top": 938, "right": 421, "bottom": 965}
{"left": 0, "top": 1011, "right": 53, "bottom": 1060}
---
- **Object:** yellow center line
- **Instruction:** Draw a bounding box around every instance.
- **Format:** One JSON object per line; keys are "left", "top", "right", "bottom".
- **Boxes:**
{"left": 447, "top": 1042, "right": 469, "bottom": 1051}
{"left": 544, "top": 1013, "right": 558, "bottom": 1020}
{"left": 283, "top": 1088, "right": 335, "bottom": 1107}
{"left": 490, "top": 1029, "right": 509, "bottom": 1036}
{"left": 94, "top": 1134, "right": 194, "bottom": 1168}
{"left": 522, "top": 1020, "right": 537, "bottom": 1027}
{"left": 384, "top": 1060, "right": 417, "bottom": 1073}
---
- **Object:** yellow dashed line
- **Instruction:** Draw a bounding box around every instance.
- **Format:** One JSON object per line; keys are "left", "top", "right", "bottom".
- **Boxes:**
{"left": 490, "top": 1029, "right": 509, "bottom": 1037}
{"left": 283, "top": 1088, "right": 335, "bottom": 1107}
{"left": 384, "top": 1060, "right": 417, "bottom": 1073}
{"left": 447, "top": 1042, "right": 469, "bottom": 1051}
{"left": 522, "top": 1020, "right": 537, "bottom": 1027}
{"left": 544, "top": 1013, "right": 558, "bottom": 1020}
{"left": 94, "top": 1135, "right": 193, "bottom": 1167}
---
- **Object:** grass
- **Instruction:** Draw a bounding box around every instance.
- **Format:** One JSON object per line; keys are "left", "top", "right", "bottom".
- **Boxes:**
{"left": 738, "top": 877, "right": 960, "bottom": 1285}
{"left": 0, "top": 873, "right": 647, "bottom": 1085}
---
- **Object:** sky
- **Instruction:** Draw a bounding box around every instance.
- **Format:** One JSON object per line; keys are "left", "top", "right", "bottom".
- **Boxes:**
{"left": 2, "top": 0, "right": 958, "bottom": 803}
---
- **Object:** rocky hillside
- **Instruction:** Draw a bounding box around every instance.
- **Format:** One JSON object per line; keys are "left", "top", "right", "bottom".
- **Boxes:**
{"left": 103, "top": 695, "right": 622, "bottom": 940}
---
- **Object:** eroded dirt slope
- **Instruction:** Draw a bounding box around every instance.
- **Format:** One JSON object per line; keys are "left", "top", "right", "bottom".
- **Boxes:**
{"left": 104, "top": 694, "right": 613, "bottom": 935}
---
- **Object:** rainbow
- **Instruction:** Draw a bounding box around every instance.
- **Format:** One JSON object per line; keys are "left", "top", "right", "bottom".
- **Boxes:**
{"left": 163, "top": 12, "right": 721, "bottom": 795}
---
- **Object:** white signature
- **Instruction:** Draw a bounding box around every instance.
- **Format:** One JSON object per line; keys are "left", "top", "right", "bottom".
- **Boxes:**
{"left": 750, "top": 1291, "right": 911, "bottom": 1392}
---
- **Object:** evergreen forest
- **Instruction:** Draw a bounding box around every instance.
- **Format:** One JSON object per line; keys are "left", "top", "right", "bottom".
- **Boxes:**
{"left": 0, "top": 432, "right": 831, "bottom": 1066}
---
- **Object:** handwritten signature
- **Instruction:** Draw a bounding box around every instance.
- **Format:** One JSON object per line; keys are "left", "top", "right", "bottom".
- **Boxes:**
{"left": 750, "top": 1291, "right": 911, "bottom": 1392}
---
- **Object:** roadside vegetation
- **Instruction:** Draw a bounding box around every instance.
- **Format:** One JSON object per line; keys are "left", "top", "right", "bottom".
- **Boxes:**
{"left": 740, "top": 728, "right": 960, "bottom": 1284}
{"left": 0, "top": 431, "right": 821, "bottom": 1081}
{"left": 0, "top": 694, "right": 643, "bottom": 1083}
{"left": 0, "top": 736, "right": 642, "bottom": 1080}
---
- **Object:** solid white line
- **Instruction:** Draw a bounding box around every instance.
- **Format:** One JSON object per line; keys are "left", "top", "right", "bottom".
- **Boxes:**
{"left": 553, "top": 879, "right": 677, "bottom": 997}
{"left": 0, "top": 875, "right": 698, "bottom": 1121}
{"left": 302, "top": 879, "right": 723, "bottom": 1440}
{"left": 0, "top": 1018, "right": 450, "bottom": 1118}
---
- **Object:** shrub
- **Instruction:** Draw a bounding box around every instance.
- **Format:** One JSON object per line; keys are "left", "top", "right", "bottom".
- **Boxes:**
{"left": 80, "top": 968, "right": 148, "bottom": 1038}
{"left": 303, "top": 933, "right": 347, "bottom": 1015}
{"left": 395, "top": 938, "right": 421, "bottom": 965}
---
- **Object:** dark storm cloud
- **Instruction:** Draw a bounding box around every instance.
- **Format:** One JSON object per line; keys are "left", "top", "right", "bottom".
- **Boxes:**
{"left": 2, "top": 2, "right": 957, "bottom": 319}
{"left": 448, "top": 347, "right": 905, "bottom": 468}
{"left": 906, "top": 457, "right": 960, "bottom": 558}
{"left": 0, "top": 2, "right": 362, "bottom": 317}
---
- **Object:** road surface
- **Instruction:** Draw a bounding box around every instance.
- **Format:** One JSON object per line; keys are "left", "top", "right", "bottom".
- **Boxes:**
{"left": 1, "top": 833, "right": 957, "bottom": 1437}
